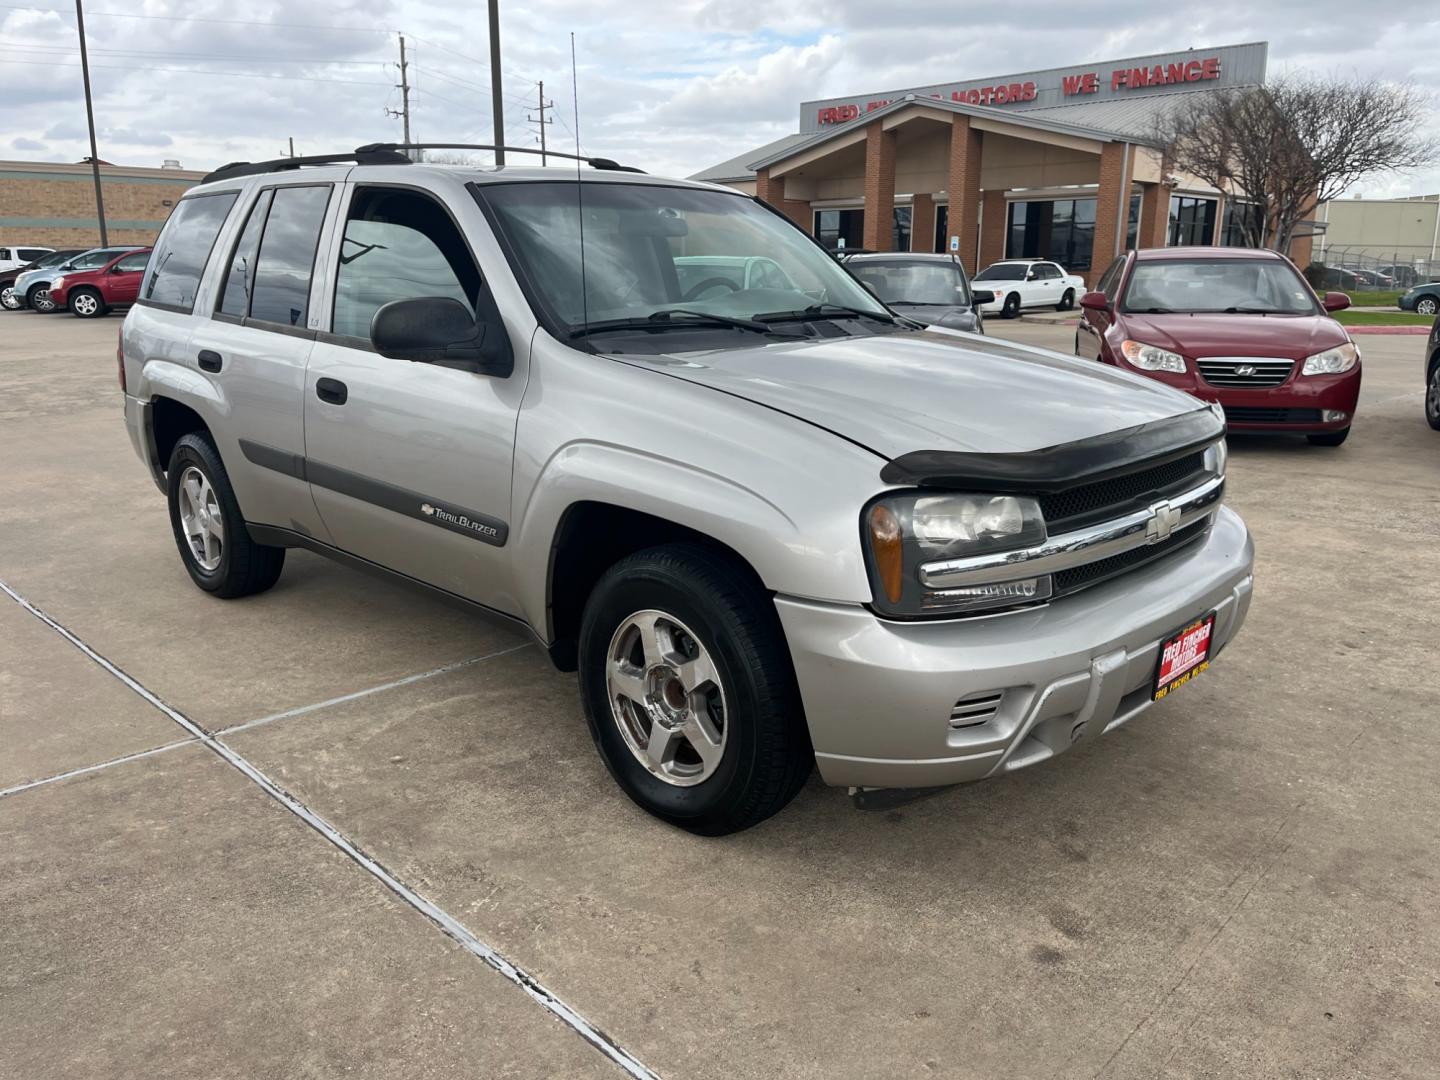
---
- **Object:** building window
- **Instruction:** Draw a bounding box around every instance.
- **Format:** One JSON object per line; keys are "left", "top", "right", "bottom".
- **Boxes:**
{"left": 814, "top": 208, "right": 864, "bottom": 251}
{"left": 892, "top": 206, "right": 912, "bottom": 252}
{"left": 1220, "top": 200, "right": 1264, "bottom": 247}
{"left": 1125, "top": 190, "right": 1142, "bottom": 250}
{"left": 1005, "top": 197, "right": 1096, "bottom": 269}
{"left": 1168, "top": 195, "right": 1218, "bottom": 247}
{"left": 934, "top": 204, "right": 949, "bottom": 254}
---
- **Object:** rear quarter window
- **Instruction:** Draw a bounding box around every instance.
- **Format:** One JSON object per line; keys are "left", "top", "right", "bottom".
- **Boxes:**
{"left": 142, "top": 192, "right": 239, "bottom": 312}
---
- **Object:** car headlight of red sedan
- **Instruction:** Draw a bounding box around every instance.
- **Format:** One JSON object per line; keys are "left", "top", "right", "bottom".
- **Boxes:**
{"left": 1120, "top": 339, "right": 1186, "bottom": 373}
{"left": 49, "top": 276, "right": 65, "bottom": 290}
{"left": 1301, "top": 342, "right": 1359, "bottom": 376}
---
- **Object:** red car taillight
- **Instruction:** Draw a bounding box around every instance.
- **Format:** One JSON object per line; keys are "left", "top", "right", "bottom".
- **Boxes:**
{"left": 117, "top": 325, "right": 126, "bottom": 393}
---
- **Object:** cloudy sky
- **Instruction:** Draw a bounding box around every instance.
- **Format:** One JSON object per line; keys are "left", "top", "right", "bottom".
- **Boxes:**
{"left": 0, "top": 0, "right": 1436, "bottom": 196}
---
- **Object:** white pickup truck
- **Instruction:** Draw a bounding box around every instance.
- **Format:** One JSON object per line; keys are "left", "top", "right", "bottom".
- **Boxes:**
{"left": 973, "top": 259, "right": 1086, "bottom": 318}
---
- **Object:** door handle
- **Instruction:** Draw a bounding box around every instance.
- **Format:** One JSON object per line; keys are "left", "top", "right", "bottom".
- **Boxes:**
{"left": 316, "top": 377, "right": 348, "bottom": 405}
{"left": 197, "top": 349, "right": 223, "bottom": 372}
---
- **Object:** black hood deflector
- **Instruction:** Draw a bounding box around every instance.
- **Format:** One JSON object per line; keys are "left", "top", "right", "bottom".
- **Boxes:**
{"left": 880, "top": 407, "right": 1224, "bottom": 492}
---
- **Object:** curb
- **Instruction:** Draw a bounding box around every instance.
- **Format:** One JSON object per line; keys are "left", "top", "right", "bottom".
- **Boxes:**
{"left": 1346, "top": 326, "right": 1430, "bottom": 336}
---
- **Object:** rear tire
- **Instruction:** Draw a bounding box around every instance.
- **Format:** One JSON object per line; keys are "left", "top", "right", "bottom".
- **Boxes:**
{"left": 166, "top": 433, "right": 285, "bottom": 598}
{"left": 1002, "top": 292, "right": 1021, "bottom": 319}
{"left": 1307, "top": 427, "right": 1351, "bottom": 447}
{"left": 68, "top": 288, "right": 104, "bottom": 318}
{"left": 27, "top": 284, "right": 54, "bottom": 313}
{"left": 577, "top": 543, "right": 812, "bottom": 835}
{"left": 1056, "top": 288, "right": 1075, "bottom": 312}
{"left": 1425, "top": 362, "right": 1440, "bottom": 431}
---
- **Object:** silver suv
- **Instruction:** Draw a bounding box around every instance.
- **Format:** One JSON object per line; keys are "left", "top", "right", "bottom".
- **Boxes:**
{"left": 121, "top": 145, "right": 1254, "bottom": 834}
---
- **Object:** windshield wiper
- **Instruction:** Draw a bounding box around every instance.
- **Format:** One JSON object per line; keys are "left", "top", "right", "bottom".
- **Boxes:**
{"left": 570, "top": 308, "right": 779, "bottom": 339}
{"left": 754, "top": 303, "right": 896, "bottom": 325}
{"left": 1126, "top": 306, "right": 1174, "bottom": 314}
{"left": 1222, "top": 306, "right": 1285, "bottom": 314}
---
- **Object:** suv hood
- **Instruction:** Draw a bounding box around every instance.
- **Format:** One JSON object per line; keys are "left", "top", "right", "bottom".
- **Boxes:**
{"left": 622, "top": 330, "right": 1204, "bottom": 461}
{"left": 1119, "top": 311, "right": 1349, "bottom": 360}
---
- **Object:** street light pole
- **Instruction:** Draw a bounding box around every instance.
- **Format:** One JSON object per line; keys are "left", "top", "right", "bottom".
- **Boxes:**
{"left": 488, "top": 0, "right": 504, "bottom": 166}
{"left": 74, "top": 0, "right": 107, "bottom": 246}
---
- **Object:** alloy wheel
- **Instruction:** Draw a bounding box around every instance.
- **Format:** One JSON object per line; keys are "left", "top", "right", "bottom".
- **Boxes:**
{"left": 177, "top": 465, "right": 224, "bottom": 571}
{"left": 0, "top": 286, "right": 17, "bottom": 310}
{"left": 1419, "top": 297, "right": 1438, "bottom": 316}
{"left": 31, "top": 289, "right": 54, "bottom": 313}
{"left": 72, "top": 292, "right": 99, "bottom": 317}
{"left": 605, "top": 609, "right": 727, "bottom": 787}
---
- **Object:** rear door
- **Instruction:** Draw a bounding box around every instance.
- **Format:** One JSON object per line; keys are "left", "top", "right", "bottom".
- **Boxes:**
{"left": 106, "top": 250, "right": 150, "bottom": 306}
{"left": 302, "top": 180, "right": 525, "bottom": 612}
{"left": 186, "top": 180, "right": 339, "bottom": 539}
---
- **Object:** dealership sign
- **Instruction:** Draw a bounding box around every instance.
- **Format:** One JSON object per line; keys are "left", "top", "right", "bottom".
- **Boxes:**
{"left": 801, "top": 42, "right": 1266, "bottom": 131}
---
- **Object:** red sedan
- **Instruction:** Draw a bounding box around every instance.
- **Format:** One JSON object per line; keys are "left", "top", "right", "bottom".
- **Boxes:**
{"left": 48, "top": 247, "right": 151, "bottom": 319}
{"left": 1076, "top": 247, "right": 1360, "bottom": 446}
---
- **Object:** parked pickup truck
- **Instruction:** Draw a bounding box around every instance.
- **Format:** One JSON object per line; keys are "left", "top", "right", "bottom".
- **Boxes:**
{"left": 975, "top": 259, "right": 1087, "bottom": 318}
{"left": 121, "top": 145, "right": 1254, "bottom": 834}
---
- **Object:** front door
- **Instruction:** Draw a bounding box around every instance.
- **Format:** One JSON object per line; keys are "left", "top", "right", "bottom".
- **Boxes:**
{"left": 302, "top": 183, "right": 526, "bottom": 614}
{"left": 107, "top": 250, "right": 151, "bottom": 306}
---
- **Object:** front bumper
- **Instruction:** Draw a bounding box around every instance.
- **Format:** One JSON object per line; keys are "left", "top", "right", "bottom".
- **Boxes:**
{"left": 777, "top": 505, "right": 1253, "bottom": 789}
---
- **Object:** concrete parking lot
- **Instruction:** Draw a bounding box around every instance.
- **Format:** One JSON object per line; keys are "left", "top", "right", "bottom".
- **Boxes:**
{"left": 2, "top": 310, "right": 1437, "bottom": 1079}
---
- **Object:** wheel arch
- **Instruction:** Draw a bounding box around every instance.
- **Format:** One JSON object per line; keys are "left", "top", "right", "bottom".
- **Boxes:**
{"left": 150, "top": 395, "right": 214, "bottom": 476}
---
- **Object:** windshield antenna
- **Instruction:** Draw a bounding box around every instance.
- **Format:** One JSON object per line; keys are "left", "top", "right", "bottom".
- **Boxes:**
{"left": 571, "top": 31, "right": 589, "bottom": 335}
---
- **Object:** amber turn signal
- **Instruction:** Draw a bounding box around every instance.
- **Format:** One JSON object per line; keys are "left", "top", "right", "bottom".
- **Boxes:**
{"left": 868, "top": 503, "right": 904, "bottom": 604}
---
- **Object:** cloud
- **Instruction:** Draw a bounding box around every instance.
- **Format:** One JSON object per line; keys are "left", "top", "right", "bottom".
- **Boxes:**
{"left": 11, "top": 136, "right": 47, "bottom": 151}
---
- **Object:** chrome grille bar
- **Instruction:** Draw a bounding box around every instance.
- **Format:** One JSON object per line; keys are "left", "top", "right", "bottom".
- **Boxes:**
{"left": 1197, "top": 357, "right": 1294, "bottom": 388}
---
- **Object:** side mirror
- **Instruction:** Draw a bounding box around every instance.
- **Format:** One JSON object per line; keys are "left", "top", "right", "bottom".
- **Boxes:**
{"left": 1079, "top": 290, "right": 1110, "bottom": 312}
{"left": 971, "top": 289, "right": 995, "bottom": 305}
{"left": 371, "top": 296, "right": 514, "bottom": 377}
{"left": 1322, "top": 291, "right": 1350, "bottom": 312}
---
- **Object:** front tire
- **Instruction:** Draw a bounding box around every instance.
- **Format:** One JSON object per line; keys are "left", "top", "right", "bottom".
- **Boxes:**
{"left": 0, "top": 284, "right": 18, "bottom": 311}
{"left": 166, "top": 433, "right": 285, "bottom": 598}
{"left": 69, "top": 288, "right": 104, "bottom": 318}
{"left": 1425, "top": 362, "right": 1440, "bottom": 431}
{"left": 1002, "top": 292, "right": 1021, "bottom": 319}
{"left": 1307, "top": 427, "right": 1351, "bottom": 447}
{"left": 578, "top": 543, "right": 812, "bottom": 835}
{"left": 1416, "top": 296, "right": 1438, "bottom": 316}
{"left": 1057, "top": 288, "right": 1075, "bottom": 312}
{"left": 27, "top": 284, "right": 55, "bottom": 313}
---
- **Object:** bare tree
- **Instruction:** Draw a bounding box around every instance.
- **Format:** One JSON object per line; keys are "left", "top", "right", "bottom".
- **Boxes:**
{"left": 1151, "top": 76, "right": 1434, "bottom": 256}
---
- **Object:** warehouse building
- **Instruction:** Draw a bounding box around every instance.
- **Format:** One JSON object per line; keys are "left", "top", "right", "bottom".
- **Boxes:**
{"left": 0, "top": 158, "right": 207, "bottom": 250}
{"left": 692, "top": 41, "right": 1312, "bottom": 284}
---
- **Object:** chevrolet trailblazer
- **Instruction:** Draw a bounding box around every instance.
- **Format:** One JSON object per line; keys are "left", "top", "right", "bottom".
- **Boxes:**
{"left": 121, "top": 144, "right": 1253, "bottom": 834}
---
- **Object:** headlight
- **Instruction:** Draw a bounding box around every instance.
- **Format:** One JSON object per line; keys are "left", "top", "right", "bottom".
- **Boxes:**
{"left": 1301, "top": 341, "right": 1359, "bottom": 375}
{"left": 1120, "top": 340, "right": 1186, "bottom": 372}
{"left": 50, "top": 276, "right": 65, "bottom": 289}
{"left": 865, "top": 492, "right": 1048, "bottom": 617}
{"left": 1204, "top": 436, "right": 1227, "bottom": 478}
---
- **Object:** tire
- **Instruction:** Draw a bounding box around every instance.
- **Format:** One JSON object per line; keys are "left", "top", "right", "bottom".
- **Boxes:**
{"left": 166, "top": 432, "right": 285, "bottom": 598}
{"left": 1001, "top": 292, "right": 1021, "bottom": 319}
{"left": 0, "top": 284, "right": 18, "bottom": 311}
{"left": 27, "top": 284, "right": 55, "bottom": 313}
{"left": 68, "top": 288, "right": 104, "bottom": 318}
{"left": 1416, "top": 296, "right": 1438, "bottom": 316}
{"left": 577, "top": 543, "right": 812, "bottom": 835}
{"left": 1307, "top": 427, "right": 1351, "bottom": 447}
{"left": 1425, "top": 361, "right": 1440, "bottom": 431}
{"left": 1056, "top": 288, "right": 1075, "bottom": 312}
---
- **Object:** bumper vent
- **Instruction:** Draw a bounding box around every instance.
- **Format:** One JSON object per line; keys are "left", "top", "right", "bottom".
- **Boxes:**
{"left": 1223, "top": 406, "right": 1323, "bottom": 424}
{"left": 950, "top": 690, "right": 1004, "bottom": 728}
{"left": 1198, "top": 357, "right": 1294, "bottom": 388}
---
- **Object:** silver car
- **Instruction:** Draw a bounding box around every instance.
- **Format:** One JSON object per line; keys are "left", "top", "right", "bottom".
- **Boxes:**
{"left": 121, "top": 147, "right": 1253, "bottom": 834}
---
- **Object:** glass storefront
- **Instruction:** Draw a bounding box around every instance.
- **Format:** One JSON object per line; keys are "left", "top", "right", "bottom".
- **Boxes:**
{"left": 891, "top": 207, "right": 911, "bottom": 253}
{"left": 1005, "top": 197, "right": 1096, "bottom": 269}
{"left": 1169, "top": 195, "right": 1218, "bottom": 246}
{"left": 814, "top": 206, "right": 912, "bottom": 251}
{"left": 1125, "top": 190, "right": 1142, "bottom": 250}
{"left": 934, "top": 204, "right": 948, "bottom": 254}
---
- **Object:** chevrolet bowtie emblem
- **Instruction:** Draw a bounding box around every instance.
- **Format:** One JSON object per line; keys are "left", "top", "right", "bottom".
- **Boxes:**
{"left": 1145, "top": 500, "right": 1181, "bottom": 544}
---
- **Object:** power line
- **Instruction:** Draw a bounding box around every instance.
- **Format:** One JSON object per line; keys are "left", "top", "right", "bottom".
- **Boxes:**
{"left": 0, "top": 56, "right": 392, "bottom": 86}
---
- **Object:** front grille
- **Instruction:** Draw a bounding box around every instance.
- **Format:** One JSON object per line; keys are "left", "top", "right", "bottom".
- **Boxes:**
{"left": 1039, "top": 451, "right": 1207, "bottom": 532}
{"left": 1223, "top": 406, "right": 1322, "bottom": 424}
{"left": 1198, "top": 357, "right": 1295, "bottom": 388}
{"left": 1052, "top": 520, "right": 1208, "bottom": 597}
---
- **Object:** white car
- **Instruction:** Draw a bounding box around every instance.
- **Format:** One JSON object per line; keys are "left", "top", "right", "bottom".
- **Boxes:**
{"left": 0, "top": 244, "right": 54, "bottom": 274}
{"left": 973, "top": 259, "right": 1086, "bottom": 318}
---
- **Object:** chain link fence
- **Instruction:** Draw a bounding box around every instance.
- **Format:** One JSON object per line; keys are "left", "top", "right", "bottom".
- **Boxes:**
{"left": 1304, "top": 248, "right": 1440, "bottom": 293}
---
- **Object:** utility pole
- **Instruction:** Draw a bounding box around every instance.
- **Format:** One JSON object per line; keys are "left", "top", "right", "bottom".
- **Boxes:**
{"left": 385, "top": 34, "right": 412, "bottom": 154}
{"left": 527, "top": 81, "right": 553, "bottom": 165}
{"left": 488, "top": 0, "right": 504, "bottom": 165}
{"left": 288, "top": 136, "right": 295, "bottom": 158}
{"left": 74, "top": 0, "right": 107, "bottom": 247}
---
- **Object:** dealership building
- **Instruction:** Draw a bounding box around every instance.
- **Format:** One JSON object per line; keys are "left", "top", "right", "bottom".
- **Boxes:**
{"left": 693, "top": 41, "right": 1311, "bottom": 284}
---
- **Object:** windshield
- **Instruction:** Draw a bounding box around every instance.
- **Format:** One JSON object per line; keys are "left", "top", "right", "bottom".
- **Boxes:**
{"left": 34, "top": 251, "right": 73, "bottom": 269}
{"left": 974, "top": 262, "right": 1030, "bottom": 282}
{"left": 477, "top": 182, "right": 888, "bottom": 336}
{"left": 848, "top": 260, "right": 968, "bottom": 305}
{"left": 1123, "top": 258, "right": 1319, "bottom": 314}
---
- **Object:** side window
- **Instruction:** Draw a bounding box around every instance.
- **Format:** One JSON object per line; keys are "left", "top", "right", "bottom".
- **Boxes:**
{"left": 217, "top": 189, "right": 274, "bottom": 318}
{"left": 332, "top": 186, "right": 480, "bottom": 341}
{"left": 20, "top": 248, "right": 50, "bottom": 261}
{"left": 143, "top": 193, "right": 239, "bottom": 311}
{"left": 0, "top": 248, "right": 10, "bottom": 260}
{"left": 248, "top": 185, "right": 331, "bottom": 327}
{"left": 115, "top": 252, "right": 150, "bottom": 273}
{"left": 1098, "top": 257, "right": 1125, "bottom": 298}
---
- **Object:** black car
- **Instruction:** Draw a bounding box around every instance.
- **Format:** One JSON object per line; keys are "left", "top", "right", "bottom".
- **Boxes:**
{"left": 1399, "top": 281, "right": 1440, "bottom": 317}
{"left": 1426, "top": 316, "right": 1440, "bottom": 430}
{"left": 843, "top": 252, "right": 992, "bottom": 334}
{"left": 1, "top": 249, "right": 84, "bottom": 311}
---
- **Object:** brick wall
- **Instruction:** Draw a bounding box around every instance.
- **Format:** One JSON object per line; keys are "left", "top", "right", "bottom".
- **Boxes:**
{"left": 753, "top": 167, "right": 812, "bottom": 231}
{"left": 0, "top": 162, "right": 206, "bottom": 249}
{"left": 979, "top": 189, "right": 1006, "bottom": 269}
{"left": 1088, "top": 143, "right": 1135, "bottom": 284}
{"left": 910, "top": 193, "right": 934, "bottom": 254}
{"left": 1137, "top": 181, "right": 1169, "bottom": 249}
{"left": 861, "top": 122, "right": 896, "bottom": 251}
{"left": 947, "top": 116, "right": 982, "bottom": 267}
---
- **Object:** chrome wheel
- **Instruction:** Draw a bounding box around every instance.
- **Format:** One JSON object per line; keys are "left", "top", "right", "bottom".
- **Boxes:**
{"left": 0, "top": 286, "right": 17, "bottom": 310}
{"left": 1418, "top": 297, "right": 1438, "bottom": 316}
{"left": 72, "top": 291, "right": 99, "bottom": 317}
{"left": 177, "top": 465, "right": 224, "bottom": 571}
{"left": 606, "top": 609, "right": 727, "bottom": 787}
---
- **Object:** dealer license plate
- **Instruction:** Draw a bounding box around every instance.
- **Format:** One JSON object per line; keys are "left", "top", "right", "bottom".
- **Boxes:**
{"left": 1152, "top": 612, "right": 1216, "bottom": 701}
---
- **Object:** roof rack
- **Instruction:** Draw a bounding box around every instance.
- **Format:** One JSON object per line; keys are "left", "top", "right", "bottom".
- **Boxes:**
{"left": 356, "top": 142, "right": 645, "bottom": 174}
{"left": 202, "top": 148, "right": 413, "bottom": 185}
